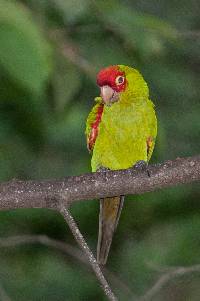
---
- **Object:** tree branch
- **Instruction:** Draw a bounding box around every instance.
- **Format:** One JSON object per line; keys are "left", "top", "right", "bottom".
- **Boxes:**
{"left": 59, "top": 204, "right": 118, "bottom": 301}
{"left": 1, "top": 235, "right": 200, "bottom": 301}
{"left": 0, "top": 235, "right": 134, "bottom": 298}
{"left": 139, "top": 264, "right": 200, "bottom": 301}
{"left": 0, "top": 155, "right": 199, "bottom": 210}
{"left": 0, "top": 156, "right": 199, "bottom": 300}
{"left": 49, "top": 29, "right": 97, "bottom": 78}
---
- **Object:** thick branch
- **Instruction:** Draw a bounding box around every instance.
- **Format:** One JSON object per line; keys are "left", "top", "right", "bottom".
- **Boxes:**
{"left": 0, "top": 155, "right": 199, "bottom": 210}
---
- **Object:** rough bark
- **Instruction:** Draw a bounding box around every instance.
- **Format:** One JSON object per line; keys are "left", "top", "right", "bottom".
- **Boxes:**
{"left": 0, "top": 155, "right": 199, "bottom": 210}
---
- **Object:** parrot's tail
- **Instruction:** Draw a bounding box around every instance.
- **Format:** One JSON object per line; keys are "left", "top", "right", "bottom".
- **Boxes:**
{"left": 97, "top": 196, "right": 124, "bottom": 265}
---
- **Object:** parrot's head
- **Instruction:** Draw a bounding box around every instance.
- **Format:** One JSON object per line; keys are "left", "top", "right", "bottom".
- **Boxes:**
{"left": 96, "top": 65, "right": 149, "bottom": 105}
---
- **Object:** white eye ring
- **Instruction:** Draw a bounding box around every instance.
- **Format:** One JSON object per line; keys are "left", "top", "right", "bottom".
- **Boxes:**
{"left": 115, "top": 75, "right": 125, "bottom": 85}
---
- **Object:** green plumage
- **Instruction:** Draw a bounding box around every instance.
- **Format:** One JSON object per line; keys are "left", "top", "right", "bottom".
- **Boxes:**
{"left": 86, "top": 65, "right": 157, "bottom": 265}
{"left": 87, "top": 65, "right": 157, "bottom": 172}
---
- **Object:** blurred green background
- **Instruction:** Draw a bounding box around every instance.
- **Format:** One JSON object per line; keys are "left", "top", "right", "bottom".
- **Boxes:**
{"left": 0, "top": 0, "right": 200, "bottom": 300}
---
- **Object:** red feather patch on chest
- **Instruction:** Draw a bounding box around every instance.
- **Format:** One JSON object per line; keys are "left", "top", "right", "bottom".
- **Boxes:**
{"left": 88, "top": 104, "right": 104, "bottom": 151}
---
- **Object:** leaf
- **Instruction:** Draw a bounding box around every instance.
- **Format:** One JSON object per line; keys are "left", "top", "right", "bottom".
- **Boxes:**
{"left": 0, "top": 0, "right": 52, "bottom": 93}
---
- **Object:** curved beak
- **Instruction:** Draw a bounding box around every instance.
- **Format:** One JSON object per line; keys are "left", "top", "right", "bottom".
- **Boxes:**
{"left": 100, "top": 85, "right": 119, "bottom": 105}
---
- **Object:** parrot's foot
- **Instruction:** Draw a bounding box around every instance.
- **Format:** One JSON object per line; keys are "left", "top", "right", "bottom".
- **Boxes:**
{"left": 97, "top": 166, "right": 110, "bottom": 173}
{"left": 133, "top": 160, "right": 150, "bottom": 177}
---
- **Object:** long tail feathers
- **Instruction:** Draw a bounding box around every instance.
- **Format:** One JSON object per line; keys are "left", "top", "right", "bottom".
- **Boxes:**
{"left": 97, "top": 196, "right": 124, "bottom": 265}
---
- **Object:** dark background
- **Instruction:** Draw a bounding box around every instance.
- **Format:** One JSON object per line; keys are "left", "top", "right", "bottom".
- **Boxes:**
{"left": 0, "top": 0, "right": 199, "bottom": 300}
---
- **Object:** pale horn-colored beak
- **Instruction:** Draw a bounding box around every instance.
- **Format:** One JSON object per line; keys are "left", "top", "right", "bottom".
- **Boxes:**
{"left": 101, "top": 86, "right": 115, "bottom": 104}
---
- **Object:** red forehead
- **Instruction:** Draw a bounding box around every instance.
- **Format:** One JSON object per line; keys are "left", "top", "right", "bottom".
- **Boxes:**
{"left": 96, "top": 66, "right": 124, "bottom": 87}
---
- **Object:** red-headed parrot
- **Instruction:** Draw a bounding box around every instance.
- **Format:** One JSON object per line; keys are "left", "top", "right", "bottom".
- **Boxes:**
{"left": 86, "top": 65, "right": 157, "bottom": 265}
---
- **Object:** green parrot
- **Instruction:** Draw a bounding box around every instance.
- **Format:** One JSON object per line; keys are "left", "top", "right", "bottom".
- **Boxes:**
{"left": 86, "top": 65, "right": 157, "bottom": 265}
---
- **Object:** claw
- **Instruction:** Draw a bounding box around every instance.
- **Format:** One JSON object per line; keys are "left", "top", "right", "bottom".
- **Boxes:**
{"left": 133, "top": 160, "right": 150, "bottom": 177}
{"left": 97, "top": 166, "right": 110, "bottom": 173}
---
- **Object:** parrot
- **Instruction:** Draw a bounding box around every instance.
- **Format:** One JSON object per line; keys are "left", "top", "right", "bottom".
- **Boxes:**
{"left": 85, "top": 65, "right": 157, "bottom": 265}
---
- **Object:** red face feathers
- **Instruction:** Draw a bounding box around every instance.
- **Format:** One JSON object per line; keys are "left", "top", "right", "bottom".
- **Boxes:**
{"left": 96, "top": 66, "right": 126, "bottom": 92}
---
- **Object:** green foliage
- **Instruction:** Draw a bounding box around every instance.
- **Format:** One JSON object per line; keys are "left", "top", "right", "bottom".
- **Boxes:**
{"left": 0, "top": 0, "right": 199, "bottom": 300}
{"left": 0, "top": 0, "right": 52, "bottom": 93}
{"left": 95, "top": 0, "right": 178, "bottom": 58}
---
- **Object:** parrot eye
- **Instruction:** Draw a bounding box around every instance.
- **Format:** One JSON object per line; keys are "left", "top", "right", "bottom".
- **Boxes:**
{"left": 115, "top": 75, "right": 125, "bottom": 85}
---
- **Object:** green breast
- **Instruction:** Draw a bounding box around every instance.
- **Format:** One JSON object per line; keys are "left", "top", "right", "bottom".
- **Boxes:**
{"left": 91, "top": 98, "right": 157, "bottom": 171}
